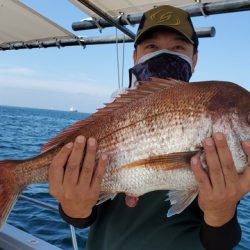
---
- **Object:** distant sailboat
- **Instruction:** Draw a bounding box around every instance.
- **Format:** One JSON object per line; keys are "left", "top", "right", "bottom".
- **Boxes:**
{"left": 69, "top": 106, "right": 77, "bottom": 112}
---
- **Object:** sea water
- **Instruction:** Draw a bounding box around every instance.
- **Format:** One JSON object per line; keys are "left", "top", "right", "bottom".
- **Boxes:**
{"left": 0, "top": 105, "right": 89, "bottom": 249}
{"left": 0, "top": 105, "right": 249, "bottom": 250}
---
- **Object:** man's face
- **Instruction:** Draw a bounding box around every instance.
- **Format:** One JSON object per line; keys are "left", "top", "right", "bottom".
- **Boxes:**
{"left": 133, "top": 29, "right": 198, "bottom": 72}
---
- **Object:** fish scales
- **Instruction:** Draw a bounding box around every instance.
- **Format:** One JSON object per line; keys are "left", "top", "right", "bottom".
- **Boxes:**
{"left": 97, "top": 85, "right": 214, "bottom": 194}
{"left": 1, "top": 79, "right": 250, "bottom": 227}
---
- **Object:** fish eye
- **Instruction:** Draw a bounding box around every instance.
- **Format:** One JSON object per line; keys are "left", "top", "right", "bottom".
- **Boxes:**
{"left": 248, "top": 113, "right": 250, "bottom": 125}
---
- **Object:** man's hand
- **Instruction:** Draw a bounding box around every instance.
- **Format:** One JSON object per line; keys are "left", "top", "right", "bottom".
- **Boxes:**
{"left": 191, "top": 132, "right": 250, "bottom": 227}
{"left": 48, "top": 135, "right": 108, "bottom": 218}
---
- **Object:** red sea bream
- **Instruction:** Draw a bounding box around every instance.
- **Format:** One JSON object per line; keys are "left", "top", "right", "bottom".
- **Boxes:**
{"left": 0, "top": 79, "right": 250, "bottom": 228}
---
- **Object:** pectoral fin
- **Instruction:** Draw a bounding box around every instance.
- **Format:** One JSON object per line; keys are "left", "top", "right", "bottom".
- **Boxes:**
{"left": 97, "top": 192, "right": 117, "bottom": 205}
{"left": 166, "top": 189, "right": 199, "bottom": 217}
{"left": 119, "top": 151, "right": 199, "bottom": 171}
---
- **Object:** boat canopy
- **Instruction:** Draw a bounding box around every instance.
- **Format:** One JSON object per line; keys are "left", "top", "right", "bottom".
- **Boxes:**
{"left": 69, "top": 0, "right": 222, "bottom": 18}
{"left": 0, "top": 0, "right": 75, "bottom": 47}
{"left": 0, "top": 0, "right": 250, "bottom": 51}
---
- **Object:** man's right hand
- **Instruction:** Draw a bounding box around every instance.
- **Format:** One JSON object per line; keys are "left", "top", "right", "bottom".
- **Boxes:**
{"left": 48, "top": 135, "right": 108, "bottom": 219}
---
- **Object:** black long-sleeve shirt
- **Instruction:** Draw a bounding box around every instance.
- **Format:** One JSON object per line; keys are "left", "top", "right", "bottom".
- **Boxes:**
{"left": 59, "top": 193, "right": 241, "bottom": 250}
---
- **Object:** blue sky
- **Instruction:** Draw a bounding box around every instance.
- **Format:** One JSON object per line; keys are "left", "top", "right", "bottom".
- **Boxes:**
{"left": 0, "top": 0, "right": 250, "bottom": 113}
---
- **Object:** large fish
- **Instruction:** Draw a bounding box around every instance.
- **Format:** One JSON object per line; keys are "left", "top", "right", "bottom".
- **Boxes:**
{"left": 0, "top": 79, "right": 250, "bottom": 229}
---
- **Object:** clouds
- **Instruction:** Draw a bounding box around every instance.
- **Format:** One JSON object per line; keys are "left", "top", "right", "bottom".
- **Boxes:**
{"left": 0, "top": 67, "right": 35, "bottom": 76}
{"left": 0, "top": 86, "right": 108, "bottom": 113}
{"left": 0, "top": 66, "right": 115, "bottom": 97}
{"left": 0, "top": 66, "right": 117, "bottom": 112}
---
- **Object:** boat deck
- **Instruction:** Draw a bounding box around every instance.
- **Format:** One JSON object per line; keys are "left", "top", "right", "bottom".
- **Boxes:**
{"left": 0, "top": 223, "right": 62, "bottom": 250}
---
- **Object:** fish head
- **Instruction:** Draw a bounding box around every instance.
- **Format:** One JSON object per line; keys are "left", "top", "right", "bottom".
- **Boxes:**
{"left": 207, "top": 82, "right": 250, "bottom": 171}
{"left": 235, "top": 90, "right": 250, "bottom": 141}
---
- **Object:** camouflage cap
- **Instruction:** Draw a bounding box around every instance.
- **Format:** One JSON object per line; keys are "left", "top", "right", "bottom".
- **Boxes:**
{"left": 134, "top": 5, "right": 198, "bottom": 47}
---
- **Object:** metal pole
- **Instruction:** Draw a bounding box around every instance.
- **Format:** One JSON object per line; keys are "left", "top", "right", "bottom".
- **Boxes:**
{"left": 0, "top": 27, "right": 215, "bottom": 51}
{"left": 20, "top": 195, "right": 58, "bottom": 211}
{"left": 195, "top": 27, "right": 216, "bottom": 38}
{"left": 72, "top": 0, "right": 250, "bottom": 31}
{"left": 185, "top": 0, "right": 250, "bottom": 16}
{"left": 20, "top": 195, "right": 79, "bottom": 250}
{"left": 70, "top": 225, "right": 79, "bottom": 250}
{"left": 75, "top": 0, "right": 135, "bottom": 39}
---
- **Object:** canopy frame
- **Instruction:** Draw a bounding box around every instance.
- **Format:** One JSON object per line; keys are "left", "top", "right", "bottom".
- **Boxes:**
{"left": 1, "top": 0, "right": 250, "bottom": 51}
{"left": 72, "top": 0, "right": 250, "bottom": 31}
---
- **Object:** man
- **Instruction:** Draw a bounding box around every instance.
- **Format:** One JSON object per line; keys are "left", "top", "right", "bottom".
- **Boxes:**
{"left": 48, "top": 5, "right": 250, "bottom": 250}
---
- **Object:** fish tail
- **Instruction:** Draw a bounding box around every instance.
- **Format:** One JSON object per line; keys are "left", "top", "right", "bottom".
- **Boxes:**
{"left": 0, "top": 160, "right": 24, "bottom": 230}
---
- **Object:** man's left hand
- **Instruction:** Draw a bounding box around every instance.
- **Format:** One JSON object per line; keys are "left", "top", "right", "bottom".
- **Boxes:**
{"left": 191, "top": 132, "right": 250, "bottom": 227}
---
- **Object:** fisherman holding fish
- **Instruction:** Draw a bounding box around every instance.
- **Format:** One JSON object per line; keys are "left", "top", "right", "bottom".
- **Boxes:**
{"left": 48, "top": 5, "right": 250, "bottom": 250}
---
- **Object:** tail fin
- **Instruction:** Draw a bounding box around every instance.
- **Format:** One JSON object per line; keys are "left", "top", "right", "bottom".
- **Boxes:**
{"left": 0, "top": 160, "right": 24, "bottom": 230}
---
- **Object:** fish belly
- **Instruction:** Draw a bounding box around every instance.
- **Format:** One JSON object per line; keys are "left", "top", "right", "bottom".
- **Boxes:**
{"left": 102, "top": 166, "right": 197, "bottom": 196}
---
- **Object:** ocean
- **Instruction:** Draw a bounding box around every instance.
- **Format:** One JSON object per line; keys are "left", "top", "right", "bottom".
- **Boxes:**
{"left": 0, "top": 105, "right": 249, "bottom": 250}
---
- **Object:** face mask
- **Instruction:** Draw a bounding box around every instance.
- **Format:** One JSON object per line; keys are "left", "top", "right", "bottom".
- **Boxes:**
{"left": 129, "top": 49, "right": 193, "bottom": 87}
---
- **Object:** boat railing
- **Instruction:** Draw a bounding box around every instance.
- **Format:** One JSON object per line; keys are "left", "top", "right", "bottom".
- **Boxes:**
{"left": 19, "top": 195, "right": 79, "bottom": 250}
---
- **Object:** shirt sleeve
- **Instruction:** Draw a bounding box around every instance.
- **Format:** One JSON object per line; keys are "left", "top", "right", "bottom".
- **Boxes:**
{"left": 59, "top": 204, "right": 97, "bottom": 228}
{"left": 200, "top": 211, "right": 241, "bottom": 250}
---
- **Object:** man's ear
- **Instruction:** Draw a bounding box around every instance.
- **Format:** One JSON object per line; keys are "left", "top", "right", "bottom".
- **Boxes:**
{"left": 133, "top": 49, "right": 137, "bottom": 64}
{"left": 192, "top": 51, "right": 198, "bottom": 73}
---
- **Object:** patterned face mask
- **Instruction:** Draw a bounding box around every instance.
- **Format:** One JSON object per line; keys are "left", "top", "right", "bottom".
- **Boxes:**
{"left": 129, "top": 49, "right": 193, "bottom": 87}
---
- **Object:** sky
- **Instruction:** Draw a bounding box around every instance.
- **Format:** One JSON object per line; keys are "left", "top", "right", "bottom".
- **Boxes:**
{"left": 0, "top": 0, "right": 250, "bottom": 113}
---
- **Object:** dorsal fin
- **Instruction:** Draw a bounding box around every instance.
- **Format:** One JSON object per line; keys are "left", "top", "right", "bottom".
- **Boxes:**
{"left": 40, "top": 78, "right": 185, "bottom": 153}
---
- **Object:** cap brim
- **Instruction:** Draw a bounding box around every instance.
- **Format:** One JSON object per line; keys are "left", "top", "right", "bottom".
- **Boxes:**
{"left": 135, "top": 25, "right": 194, "bottom": 46}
